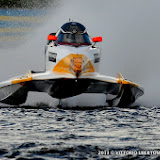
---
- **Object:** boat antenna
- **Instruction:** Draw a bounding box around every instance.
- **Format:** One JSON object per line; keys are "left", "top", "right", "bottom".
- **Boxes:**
{"left": 69, "top": 18, "right": 73, "bottom": 22}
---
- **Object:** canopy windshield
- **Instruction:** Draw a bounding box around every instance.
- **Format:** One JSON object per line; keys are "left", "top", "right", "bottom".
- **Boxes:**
{"left": 57, "top": 22, "right": 92, "bottom": 46}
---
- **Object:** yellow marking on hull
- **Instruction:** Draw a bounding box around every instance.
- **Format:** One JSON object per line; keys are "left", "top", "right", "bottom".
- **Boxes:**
{"left": 0, "top": 15, "right": 44, "bottom": 22}
{"left": 117, "top": 72, "right": 139, "bottom": 88}
{"left": 11, "top": 77, "right": 32, "bottom": 84}
{"left": 53, "top": 54, "right": 95, "bottom": 76}
{"left": 11, "top": 71, "right": 32, "bottom": 84}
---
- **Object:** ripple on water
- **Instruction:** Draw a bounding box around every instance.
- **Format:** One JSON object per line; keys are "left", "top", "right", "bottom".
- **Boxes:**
{"left": 0, "top": 106, "right": 160, "bottom": 159}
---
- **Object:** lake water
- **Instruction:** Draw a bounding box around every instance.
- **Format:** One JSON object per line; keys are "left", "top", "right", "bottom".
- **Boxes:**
{"left": 0, "top": 105, "right": 160, "bottom": 160}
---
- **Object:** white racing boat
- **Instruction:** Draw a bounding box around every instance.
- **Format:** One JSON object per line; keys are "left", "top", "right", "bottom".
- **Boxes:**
{"left": 0, "top": 21, "right": 144, "bottom": 107}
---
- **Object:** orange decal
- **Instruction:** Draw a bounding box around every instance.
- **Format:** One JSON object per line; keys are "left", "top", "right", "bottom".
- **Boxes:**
{"left": 11, "top": 76, "right": 32, "bottom": 85}
{"left": 70, "top": 57, "right": 82, "bottom": 74}
{"left": 53, "top": 54, "right": 94, "bottom": 76}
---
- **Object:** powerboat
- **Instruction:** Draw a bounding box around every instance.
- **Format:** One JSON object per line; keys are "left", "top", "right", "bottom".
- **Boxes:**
{"left": 0, "top": 21, "right": 144, "bottom": 107}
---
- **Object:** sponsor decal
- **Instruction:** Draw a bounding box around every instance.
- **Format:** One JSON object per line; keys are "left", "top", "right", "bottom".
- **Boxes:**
{"left": 94, "top": 54, "right": 100, "bottom": 63}
{"left": 49, "top": 52, "right": 57, "bottom": 62}
{"left": 53, "top": 54, "right": 94, "bottom": 75}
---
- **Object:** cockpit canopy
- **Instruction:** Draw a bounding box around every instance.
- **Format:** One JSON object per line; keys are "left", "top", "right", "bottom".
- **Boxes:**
{"left": 56, "top": 22, "right": 92, "bottom": 46}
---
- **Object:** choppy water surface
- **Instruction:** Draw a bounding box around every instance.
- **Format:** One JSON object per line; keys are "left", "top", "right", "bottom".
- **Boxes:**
{"left": 0, "top": 105, "right": 160, "bottom": 160}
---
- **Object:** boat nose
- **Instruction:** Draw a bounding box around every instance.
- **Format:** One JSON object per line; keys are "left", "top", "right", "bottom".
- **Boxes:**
{"left": 70, "top": 57, "right": 82, "bottom": 76}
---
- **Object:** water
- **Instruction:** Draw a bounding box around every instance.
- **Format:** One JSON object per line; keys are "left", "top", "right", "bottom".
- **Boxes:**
{"left": 1, "top": 0, "right": 160, "bottom": 159}
{"left": 0, "top": 105, "right": 160, "bottom": 160}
